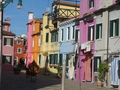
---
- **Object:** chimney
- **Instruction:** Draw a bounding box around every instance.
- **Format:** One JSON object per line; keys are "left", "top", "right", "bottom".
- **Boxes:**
{"left": 5, "top": 18, "right": 10, "bottom": 23}
{"left": 28, "top": 12, "right": 34, "bottom": 20}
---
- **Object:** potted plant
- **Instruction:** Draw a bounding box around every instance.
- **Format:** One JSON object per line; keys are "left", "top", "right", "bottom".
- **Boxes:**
{"left": 57, "top": 65, "right": 62, "bottom": 78}
{"left": 97, "top": 62, "right": 109, "bottom": 87}
{"left": 13, "top": 67, "right": 21, "bottom": 74}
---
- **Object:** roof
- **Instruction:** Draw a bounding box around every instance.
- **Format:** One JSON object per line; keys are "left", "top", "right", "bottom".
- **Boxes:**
{"left": 3, "top": 22, "right": 10, "bottom": 25}
{"left": 53, "top": 1, "right": 80, "bottom": 7}
{"left": 2, "top": 31, "right": 16, "bottom": 36}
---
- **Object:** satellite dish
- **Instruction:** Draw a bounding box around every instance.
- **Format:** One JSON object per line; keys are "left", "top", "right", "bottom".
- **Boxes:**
{"left": 46, "top": 7, "right": 50, "bottom": 12}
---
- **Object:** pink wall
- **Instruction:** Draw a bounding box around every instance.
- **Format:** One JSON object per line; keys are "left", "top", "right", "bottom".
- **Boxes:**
{"left": 26, "top": 12, "right": 33, "bottom": 67}
{"left": 80, "top": 0, "right": 103, "bottom": 18}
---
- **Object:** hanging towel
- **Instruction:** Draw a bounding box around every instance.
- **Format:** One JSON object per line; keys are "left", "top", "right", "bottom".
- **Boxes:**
{"left": 110, "top": 57, "right": 120, "bottom": 85}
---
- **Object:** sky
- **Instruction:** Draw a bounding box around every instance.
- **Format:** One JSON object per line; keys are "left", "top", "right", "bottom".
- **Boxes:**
{"left": 3, "top": 0, "right": 53, "bottom": 36}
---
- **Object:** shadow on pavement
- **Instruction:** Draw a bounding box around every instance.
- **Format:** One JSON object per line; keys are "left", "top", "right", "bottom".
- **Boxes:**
{"left": 1, "top": 70, "right": 61, "bottom": 90}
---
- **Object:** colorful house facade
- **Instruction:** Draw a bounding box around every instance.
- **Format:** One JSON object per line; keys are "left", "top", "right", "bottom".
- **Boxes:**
{"left": 26, "top": 12, "right": 34, "bottom": 67}
{"left": 59, "top": 18, "right": 76, "bottom": 79}
{"left": 14, "top": 35, "right": 27, "bottom": 67}
{"left": 2, "top": 18, "right": 16, "bottom": 71}
{"left": 32, "top": 18, "right": 42, "bottom": 65}
{"left": 40, "top": 0, "right": 80, "bottom": 74}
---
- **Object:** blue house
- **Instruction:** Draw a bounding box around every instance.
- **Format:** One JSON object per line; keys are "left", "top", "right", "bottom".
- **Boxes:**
{"left": 58, "top": 18, "right": 77, "bottom": 79}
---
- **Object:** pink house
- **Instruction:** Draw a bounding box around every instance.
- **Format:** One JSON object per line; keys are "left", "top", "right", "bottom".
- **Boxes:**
{"left": 75, "top": 0, "right": 103, "bottom": 83}
{"left": 26, "top": 12, "right": 34, "bottom": 67}
{"left": 2, "top": 18, "right": 15, "bottom": 71}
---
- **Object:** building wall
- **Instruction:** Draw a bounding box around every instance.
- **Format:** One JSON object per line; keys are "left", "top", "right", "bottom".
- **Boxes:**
{"left": 2, "top": 35, "right": 15, "bottom": 71}
{"left": 32, "top": 19, "right": 42, "bottom": 65}
{"left": 14, "top": 38, "right": 26, "bottom": 64}
{"left": 26, "top": 12, "right": 33, "bottom": 67}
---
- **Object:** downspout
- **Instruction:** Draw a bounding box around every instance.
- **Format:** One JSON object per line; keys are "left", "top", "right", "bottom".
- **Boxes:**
{"left": 106, "top": 8, "right": 109, "bottom": 87}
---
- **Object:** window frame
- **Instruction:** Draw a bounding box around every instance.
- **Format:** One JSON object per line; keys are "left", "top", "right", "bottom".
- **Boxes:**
{"left": 96, "top": 23, "right": 102, "bottom": 40}
{"left": 3, "top": 55, "right": 12, "bottom": 64}
{"left": 17, "top": 48, "right": 22, "bottom": 54}
{"left": 67, "top": 27, "right": 70, "bottom": 41}
{"left": 4, "top": 37, "right": 13, "bottom": 46}
{"left": 110, "top": 19, "right": 119, "bottom": 37}
{"left": 88, "top": 25, "right": 94, "bottom": 41}
{"left": 89, "top": 0, "right": 94, "bottom": 9}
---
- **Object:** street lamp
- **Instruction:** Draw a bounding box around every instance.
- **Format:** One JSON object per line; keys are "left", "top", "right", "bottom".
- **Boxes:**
{"left": 0, "top": 0, "right": 23, "bottom": 85}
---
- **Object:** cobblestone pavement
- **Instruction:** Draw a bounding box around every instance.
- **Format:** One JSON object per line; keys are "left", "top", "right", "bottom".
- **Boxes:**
{"left": 0, "top": 70, "right": 118, "bottom": 90}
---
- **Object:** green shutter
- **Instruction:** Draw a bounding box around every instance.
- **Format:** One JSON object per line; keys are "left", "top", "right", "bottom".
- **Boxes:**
{"left": 75, "top": 30, "right": 78, "bottom": 42}
{"left": 94, "top": 57, "right": 98, "bottom": 72}
{"left": 73, "top": 26, "right": 75, "bottom": 39}
{"left": 4, "top": 38, "right": 6, "bottom": 45}
{"left": 92, "top": 25, "right": 94, "bottom": 41}
{"left": 54, "top": 54, "right": 58, "bottom": 64}
{"left": 66, "top": 54, "right": 69, "bottom": 66}
{"left": 10, "top": 56, "right": 12, "bottom": 64}
{"left": 115, "top": 19, "right": 119, "bottom": 36}
{"left": 11, "top": 38, "right": 13, "bottom": 46}
{"left": 110, "top": 20, "right": 113, "bottom": 37}
{"left": 39, "top": 55, "right": 41, "bottom": 64}
{"left": 59, "top": 54, "right": 63, "bottom": 66}
{"left": 88, "top": 27, "right": 91, "bottom": 41}
{"left": 46, "top": 33, "right": 49, "bottom": 42}
{"left": 49, "top": 54, "right": 52, "bottom": 64}
{"left": 62, "top": 29, "right": 64, "bottom": 41}
{"left": 96, "top": 24, "right": 99, "bottom": 39}
{"left": 55, "top": 33, "right": 58, "bottom": 42}
{"left": 94, "top": 57, "right": 101, "bottom": 72}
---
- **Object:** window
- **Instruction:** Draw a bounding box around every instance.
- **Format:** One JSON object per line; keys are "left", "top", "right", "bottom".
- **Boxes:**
{"left": 40, "top": 23, "right": 43, "bottom": 30}
{"left": 38, "top": 37, "right": 41, "bottom": 46}
{"left": 4, "top": 37, "right": 13, "bottom": 46}
{"left": 2, "top": 55, "right": 12, "bottom": 64}
{"left": 54, "top": 54, "right": 58, "bottom": 64}
{"left": 110, "top": 19, "right": 119, "bottom": 37}
{"left": 60, "top": 29, "right": 64, "bottom": 41}
{"left": 49, "top": 54, "right": 58, "bottom": 65}
{"left": 46, "top": 33, "right": 49, "bottom": 42}
{"left": 38, "top": 55, "right": 41, "bottom": 65}
{"left": 94, "top": 57, "right": 101, "bottom": 72}
{"left": 88, "top": 25, "right": 94, "bottom": 41}
{"left": 75, "top": 30, "right": 78, "bottom": 42}
{"left": 66, "top": 54, "right": 70, "bottom": 66}
{"left": 32, "top": 39, "right": 34, "bottom": 47}
{"left": 33, "top": 25, "right": 35, "bottom": 31}
{"left": 59, "top": 54, "right": 63, "bottom": 66}
{"left": 89, "top": 0, "right": 94, "bottom": 8}
{"left": 51, "top": 33, "right": 58, "bottom": 42}
{"left": 17, "top": 48, "right": 22, "bottom": 54}
{"left": 49, "top": 54, "right": 53, "bottom": 64}
{"left": 67, "top": 27, "right": 70, "bottom": 40}
{"left": 17, "top": 40, "right": 21, "bottom": 44}
{"left": 96, "top": 24, "right": 102, "bottom": 39}
{"left": 72, "top": 26, "right": 75, "bottom": 39}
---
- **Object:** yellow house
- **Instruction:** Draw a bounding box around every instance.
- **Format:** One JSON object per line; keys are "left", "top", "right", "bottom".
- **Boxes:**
{"left": 32, "top": 18, "right": 43, "bottom": 66}
{"left": 40, "top": 1, "right": 80, "bottom": 74}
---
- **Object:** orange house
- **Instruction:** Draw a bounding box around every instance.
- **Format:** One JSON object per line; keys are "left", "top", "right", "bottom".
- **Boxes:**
{"left": 32, "top": 18, "right": 43, "bottom": 65}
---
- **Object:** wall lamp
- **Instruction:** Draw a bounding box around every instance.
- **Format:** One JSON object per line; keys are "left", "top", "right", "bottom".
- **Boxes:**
{"left": 0, "top": 0, "right": 23, "bottom": 10}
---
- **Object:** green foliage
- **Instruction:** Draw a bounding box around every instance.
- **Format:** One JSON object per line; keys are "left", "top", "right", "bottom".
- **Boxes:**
{"left": 97, "top": 63, "right": 109, "bottom": 81}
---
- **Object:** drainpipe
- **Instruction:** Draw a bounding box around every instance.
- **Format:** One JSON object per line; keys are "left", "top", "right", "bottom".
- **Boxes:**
{"left": 106, "top": 9, "right": 109, "bottom": 87}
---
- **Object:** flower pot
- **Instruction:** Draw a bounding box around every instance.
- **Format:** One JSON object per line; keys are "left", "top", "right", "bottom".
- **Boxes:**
{"left": 97, "top": 81, "right": 103, "bottom": 87}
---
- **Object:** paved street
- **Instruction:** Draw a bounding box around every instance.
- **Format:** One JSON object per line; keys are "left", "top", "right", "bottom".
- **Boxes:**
{"left": 0, "top": 70, "right": 118, "bottom": 90}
